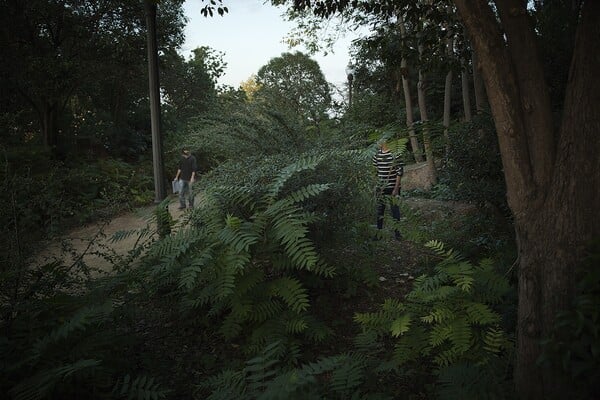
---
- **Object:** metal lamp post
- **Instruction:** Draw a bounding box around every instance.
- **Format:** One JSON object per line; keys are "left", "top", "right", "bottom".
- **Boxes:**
{"left": 345, "top": 65, "right": 354, "bottom": 108}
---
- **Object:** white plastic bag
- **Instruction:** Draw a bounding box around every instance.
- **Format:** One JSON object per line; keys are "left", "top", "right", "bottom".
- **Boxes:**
{"left": 172, "top": 179, "right": 182, "bottom": 194}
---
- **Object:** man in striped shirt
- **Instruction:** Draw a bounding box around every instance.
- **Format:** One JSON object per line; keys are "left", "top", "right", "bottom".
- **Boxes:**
{"left": 372, "top": 140, "right": 404, "bottom": 240}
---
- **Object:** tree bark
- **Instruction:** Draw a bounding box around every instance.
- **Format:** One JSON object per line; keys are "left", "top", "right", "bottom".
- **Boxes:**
{"left": 471, "top": 48, "right": 487, "bottom": 113}
{"left": 453, "top": 0, "right": 600, "bottom": 398}
{"left": 42, "top": 102, "right": 58, "bottom": 150}
{"left": 398, "top": 17, "right": 423, "bottom": 163}
{"left": 461, "top": 62, "right": 472, "bottom": 122}
{"left": 145, "top": 0, "right": 167, "bottom": 203}
{"left": 417, "top": 31, "right": 436, "bottom": 185}
{"left": 443, "top": 35, "right": 454, "bottom": 156}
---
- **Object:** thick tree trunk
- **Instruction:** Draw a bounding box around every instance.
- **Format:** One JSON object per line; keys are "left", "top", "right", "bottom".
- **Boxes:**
{"left": 541, "top": 0, "right": 600, "bottom": 393}
{"left": 454, "top": 0, "right": 599, "bottom": 398}
{"left": 471, "top": 49, "right": 487, "bottom": 112}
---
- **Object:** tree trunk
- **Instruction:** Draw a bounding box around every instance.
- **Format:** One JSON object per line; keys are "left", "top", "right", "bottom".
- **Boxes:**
{"left": 453, "top": 0, "right": 600, "bottom": 398}
{"left": 417, "top": 32, "right": 436, "bottom": 185}
{"left": 460, "top": 28, "right": 473, "bottom": 122}
{"left": 42, "top": 102, "right": 58, "bottom": 150}
{"left": 461, "top": 63, "right": 472, "bottom": 122}
{"left": 398, "top": 17, "right": 423, "bottom": 163}
{"left": 145, "top": 0, "right": 167, "bottom": 202}
{"left": 443, "top": 36, "right": 454, "bottom": 156}
{"left": 471, "top": 49, "right": 487, "bottom": 113}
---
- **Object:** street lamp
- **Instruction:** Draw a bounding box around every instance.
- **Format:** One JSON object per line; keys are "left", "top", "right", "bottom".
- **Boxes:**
{"left": 345, "top": 65, "right": 355, "bottom": 108}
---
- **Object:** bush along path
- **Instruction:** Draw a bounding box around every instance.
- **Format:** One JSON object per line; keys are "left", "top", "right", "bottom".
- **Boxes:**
{"left": 23, "top": 189, "right": 514, "bottom": 400}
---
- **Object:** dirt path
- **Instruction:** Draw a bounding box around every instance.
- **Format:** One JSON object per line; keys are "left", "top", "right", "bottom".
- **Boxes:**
{"left": 37, "top": 197, "right": 188, "bottom": 273}
{"left": 37, "top": 195, "right": 477, "bottom": 279}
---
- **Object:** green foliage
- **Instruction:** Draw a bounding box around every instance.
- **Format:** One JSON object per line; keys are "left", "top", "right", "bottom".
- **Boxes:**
{"left": 0, "top": 150, "right": 153, "bottom": 245}
{"left": 113, "top": 375, "right": 171, "bottom": 400}
{"left": 1, "top": 285, "right": 170, "bottom": 400}
{"left": 354, "top": 241, "right": 514, "bottom": 398}
{"left": 439, "top": 113, "right": 507, "bottom": 210}
{"left": 140, "top": 155, "right": 348, "bottom": 352}
{"left": 256, "top": 51, "right": 332, "bottom": 127}
{"left": 199, "top": 341, "right": 391, "bottom": 400}
{"left": 0, "top": 0, "right": 187, "bottom": 155}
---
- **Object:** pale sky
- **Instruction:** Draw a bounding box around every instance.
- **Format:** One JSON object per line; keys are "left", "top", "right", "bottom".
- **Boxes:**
{"left": 180, "top": 0, "right": 358, "bottom": 90}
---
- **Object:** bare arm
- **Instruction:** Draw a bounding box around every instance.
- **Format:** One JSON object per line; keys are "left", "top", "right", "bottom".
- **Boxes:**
{"left": 392, "top": 174, "right": 401, "bottom": 196}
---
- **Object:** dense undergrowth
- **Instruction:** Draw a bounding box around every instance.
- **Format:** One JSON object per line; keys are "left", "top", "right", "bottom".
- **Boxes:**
{"left": 6, "top": 104, "right": 595, "bottom": 400}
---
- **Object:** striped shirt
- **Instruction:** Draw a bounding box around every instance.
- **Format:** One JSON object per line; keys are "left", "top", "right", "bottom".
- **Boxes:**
{"left": 373, "top": 149, "right": 404, "bottom": 189}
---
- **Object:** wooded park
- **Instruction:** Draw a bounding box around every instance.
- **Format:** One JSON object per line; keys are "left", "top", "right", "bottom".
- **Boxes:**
{"left": 1, "top": 0, "right": 598, "bottom": 399}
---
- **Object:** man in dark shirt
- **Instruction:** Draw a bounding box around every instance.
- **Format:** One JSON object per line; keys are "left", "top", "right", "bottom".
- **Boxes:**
{"left": 372, "top": 140, "right": 404, "bottom": 240}
{"left": 174, "top": 148, "right": 197, "bottom": 210}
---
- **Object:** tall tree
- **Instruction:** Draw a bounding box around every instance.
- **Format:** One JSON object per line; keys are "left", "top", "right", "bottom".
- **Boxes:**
{"left": 256, "top": 51, "right": 332, "bottom": 129}
{"left": 0, "top": 0, "right": 186, "bottom": 155}
{"left": 452, "top": 1, "right": 599, "bottom": 397}
{"left": 145, "top": 0, "right": 166, "bottom": 202}
{"left": 398, "top": 17, "right": 423, "bottom": 162}
{"left": 289, "top": 0, "right": 599, "bottom": 398}
{"left": 161, "top": 47, "right": 223, "bottom": 128}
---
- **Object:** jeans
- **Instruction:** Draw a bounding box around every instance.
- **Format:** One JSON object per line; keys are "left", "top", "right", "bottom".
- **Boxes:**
{"left": 179, "top": 180, "right": 194, "bottom": 208}
{"left": 376, "top": 187, "right": 401, "bottom": 239}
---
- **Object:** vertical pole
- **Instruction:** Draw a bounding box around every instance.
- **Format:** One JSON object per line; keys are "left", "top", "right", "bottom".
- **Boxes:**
{"left": 347, "top": 73, "right": 353, "bottom": 108}
{"left": 145, "top": 0, "right": 166, "bottom": 203}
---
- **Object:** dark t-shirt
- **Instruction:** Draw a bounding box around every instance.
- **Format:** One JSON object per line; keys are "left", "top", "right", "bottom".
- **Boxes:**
{"left": 179, "top": 155, "right": 197, "bottom": 181}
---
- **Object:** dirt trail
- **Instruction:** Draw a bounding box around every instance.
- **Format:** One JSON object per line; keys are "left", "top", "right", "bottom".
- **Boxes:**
{"left": 37, "top": 197, "right": 188, "bottom": 272}
{"left": 37, "top": 194, "right": 476, "bottom": 278}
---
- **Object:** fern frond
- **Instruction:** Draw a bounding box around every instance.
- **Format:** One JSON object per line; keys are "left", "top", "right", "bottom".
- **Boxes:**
{"left": 482, "top": 327, "right": 508, "bottom": 353}
{"left": 310, "top": 260, "right": 336, "bottom": 277}
{"left": 264, "top": 155, "right": 324, "bottom": 201}
{"left": 10, "top": 359, "right": 102, "bottom": 400}
{"left": 354, "top": 330, "right": 379, "bottom": 352}
{"left": 390, "top": 314, "right": 412, "bottom": 337}
{"left": 448, "top": 318, "right": 473, "bottom": 354}
{"left": 32, "top": 301, "right": 113, "bottom": 359}
{"left": 463, "top": 302, "right": 500, "bottom": 325}
{"left": 178, "top": 245, "right": 216, "bottom": 291}
{"left": 435, "top": 347, "right": 463, "bottom": 367}
{"left": 113, "top": 374, "right": 170, "bottom": 400}
{"left": 393, "top": 326, "right": 430, "bottom": 365}
{"left": 421, "top": 306, "right": 455, "bottom": 324}
{"left": 330, "top": 354, "right": 366, "bottom": 394}
{"left": 249, "top": 300, "right": 284, "bottom": 323}
{"left": 284, "top": 317, "right": 308, "bottom": 334}
{"left": 285, "top": 183, "right": 331, "bottom": 204}
{"left": 220, "top": 312, "right": 244, "bottom": 339}
{"left": 218, "top": 218, "right": 261, "bottom": 253}
{"left": 269, "top": 277, "right": 309, "bottom": 313}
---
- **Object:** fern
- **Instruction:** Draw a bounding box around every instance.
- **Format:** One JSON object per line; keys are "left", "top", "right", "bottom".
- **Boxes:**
{"left": 201, "top": 342, "right": 379, "bottom": 400}
{"left": 355, "top": 242, "right": 513, "bottom": 395}
{"left": 9, "top": 359, "right": 102, "bottom": 400}
{"left": 269, "top": 277, "right": 309, "bottom": 313}
{"left": 265, "top": 155, "right": 324, "bottom": 201}
{"left": 113, "top": 374, "right": 170, "bottom": 400}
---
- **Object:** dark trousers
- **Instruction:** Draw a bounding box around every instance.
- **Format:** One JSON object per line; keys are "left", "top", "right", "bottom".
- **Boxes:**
{"left": 376, "top": 187, "right": 401, "bottom": 239}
